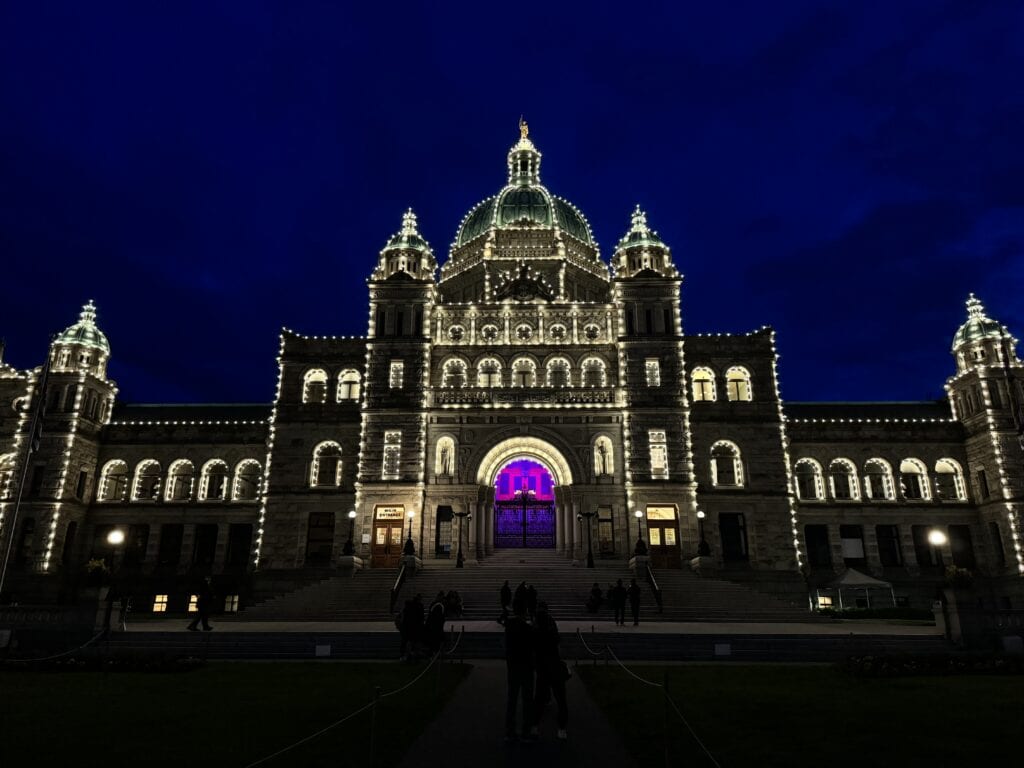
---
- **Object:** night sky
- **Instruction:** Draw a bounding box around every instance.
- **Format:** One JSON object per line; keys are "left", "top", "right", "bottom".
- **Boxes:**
{"left": 2, "top": 1, "right": 1022, "bottom": 404}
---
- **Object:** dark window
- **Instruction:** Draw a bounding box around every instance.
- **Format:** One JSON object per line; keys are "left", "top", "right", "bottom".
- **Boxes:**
{"left": 976, "top": 470, "right": 989, "bottom": 500}
{"left": 305, "top": 512, "right": 334, "bottom": 566}
{"left": 644, "top": 308, "right": 654, "bottom": 334}
{"left": 394, "top": 309, "right": 404, "bottom": 337}
{"left": 663, "top": 308, "right": 673, "bottom": 335}
{"left": 192, "top": 524, "right": 218, "bottom": 568}
{"left": 912, "top": 525, "right": 935, "bottom": 567}
{"left": 29, "top": 465, "right": 46, "bottom": 497}
{"left": 876, "top": 525, "right": 903, "bottom": 567}
{"left": 839, "top": 524, "right": 866, "bottom": 566}
{"left": 158, "top": 524, "right": 184, "bottom": 567}
{"left": 949, "top": 524, "right": 976, "bottom": 569}
{"left": 989, "top": 522, "right": 1006, "bottom": 568}
{"left": 598, "top": 508, "right": 614, "bottom": 555}
{"left": 804, "top": 525, "right": 831, "bottom": 567}
{"left": 413, "top": 305, "right": 423, "bottom": 335}
{"left": 625, "top": 307, "right": 635, "bottom": 335}
{"left": 63, "top": 384, "right": 77, "bottom": 411}
{"left": 61, "top": 521, "right": 78, "bottom": 566}
{"left": 75, "top": 470, "right": 88, "bottom": 500}
{"left": 226, "top": 524, "right": 253, "bottom": 568}
{"left": 990, "top": 382, "right": 1003, "bottom": 409}
{"left": 122, "top": 524, "right": 150, "bottom": 569}
{"left": 375, "top": 308, "right": 386, "bottom": 335}
{"left": 719, "top": 513, "right": 748, "bottom": 562}
{"left": 15, "top": 517, "right": 35, "bottom": 568}
{"left": 434, "top": 505, "right": 453, "bottom": 557}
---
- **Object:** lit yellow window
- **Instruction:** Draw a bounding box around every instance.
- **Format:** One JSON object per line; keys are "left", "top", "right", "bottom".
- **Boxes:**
{"left": 152, "top": 594, "right": 168, "bottom": 613}
{"left": 188, "top": 594, "right": 199, "bottom": 613}
{"left": 224, "top": 595, "right": 240, "bottom": 613}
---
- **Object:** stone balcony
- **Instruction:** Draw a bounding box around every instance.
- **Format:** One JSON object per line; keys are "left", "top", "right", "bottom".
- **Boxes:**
{"left": 430, "top": 386, "right": 620, "bottom": 407}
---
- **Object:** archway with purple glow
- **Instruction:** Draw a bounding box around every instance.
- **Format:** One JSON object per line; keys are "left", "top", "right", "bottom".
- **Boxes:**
{"left": 494, "top": 458, "right": 557, "bottom": 548}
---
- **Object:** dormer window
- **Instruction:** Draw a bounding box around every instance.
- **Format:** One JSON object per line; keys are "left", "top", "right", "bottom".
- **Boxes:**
{"left": 973, "top": 348, "right": 985, "bottom": 361}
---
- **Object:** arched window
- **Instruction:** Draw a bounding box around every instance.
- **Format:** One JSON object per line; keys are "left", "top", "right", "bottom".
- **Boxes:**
{"left": 725, "top": 366, "right": 753, "bottom": 401}
{"left": 581, "top": 357, "right": 607, "bottom": 387}
{"left": 935, "top": 458, "right": 966, "bottom": 501}
{"left": 863, "top": 458, "right": 894, "bottom": 500}
{"left": 477, "top": 358, "right": 502, "bottom": 388}
{"left": 691, "top": 367, "right": 716, "bottom": 402}
{"left": 793, "top": 458, "right": 824, "bottom": 500}
{"left": 97, "top": 459, "right": 129, "bottom": 502}
{"left": 546, "top": 357, "right": 572, "bottom": 387}
{"left": 711, "top": 441, "right": 743, "bottom": 487}
{"left": 337, "top": 369, "right": 361, "bottom": 401}
{"left": 435, "top": 436, "right": 456, "bottom": 476}
{"left": 512, "top": 358, "right": 537, "bottom": 387}
{"left": 899, "top": 458, "right": 930, "bottom": 500}
{"left": 303, "top": 369, "right": 328, "bottom": 403}
{"left": 200, "top": 459, "right": 230, "bottom": 501}
{"left": 442, "top": 359, "right": 468, "bottom": 388}
{"left": 233, "top": 460, "right": 262, "bottom": 501}
{"left": 132, "top": 460, "right": 161, "bottom": 501}
{"left": 593, "top": 435, "right": 614, "bottom": 477}
{"left": 311, "top": 441, "right": 343, "bottom": 487}
{"left": 165, "top": 460, "right": 195, "bottom": 502}
{"left": 828, "top": 459, "right": 859, "bottom": 500}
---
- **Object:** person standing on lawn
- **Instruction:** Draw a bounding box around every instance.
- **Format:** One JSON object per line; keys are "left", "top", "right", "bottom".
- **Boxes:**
{"left": 531, "top": 601, "right": 569, "bottom": 740}
{"left": 627, "top": 578, "right": 642, "bottom": 626}
{"left": 503, "top": 601, "right": 535, "bottom": 742}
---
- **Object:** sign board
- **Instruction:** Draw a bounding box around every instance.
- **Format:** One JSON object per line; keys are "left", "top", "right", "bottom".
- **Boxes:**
{"left": 375, "top": 505, "right": 405, "bottom": 520}
{"left": 361, "top": 533, "right": 371, "bottom": 544}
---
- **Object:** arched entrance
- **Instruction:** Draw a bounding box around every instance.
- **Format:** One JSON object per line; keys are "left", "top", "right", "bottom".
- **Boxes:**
{"left": 476, "top": 437, "right": 573, "bottom": 550}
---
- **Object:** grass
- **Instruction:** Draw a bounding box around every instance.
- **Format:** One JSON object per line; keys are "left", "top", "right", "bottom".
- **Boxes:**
{"left": 578, "top": 663, "right": 1024, "bottom": 767}
{"left": 0, "top": 660, "right": 471, "bottom": 768}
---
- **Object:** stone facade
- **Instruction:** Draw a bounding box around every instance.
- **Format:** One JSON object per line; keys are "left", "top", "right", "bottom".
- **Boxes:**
{"left": 1, "top": 129, "right": 1022, "bottom": 611}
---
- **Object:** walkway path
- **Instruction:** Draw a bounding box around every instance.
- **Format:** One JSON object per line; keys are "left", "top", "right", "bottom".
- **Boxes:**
{"left": 398, "top": 659, "right": 637, "bottom": 768}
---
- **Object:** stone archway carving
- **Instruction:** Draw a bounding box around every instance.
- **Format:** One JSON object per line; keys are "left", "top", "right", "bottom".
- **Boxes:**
{"left": 475, "top": 436, "right": 574, "bottom": 487}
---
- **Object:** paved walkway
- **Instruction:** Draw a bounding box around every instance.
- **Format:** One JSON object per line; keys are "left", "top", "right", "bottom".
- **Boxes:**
{"left": 127, "top": 617, "right": 941, "bottom": 636}
{"left": 398, "top": 660, "right": 637, "bottom": 768}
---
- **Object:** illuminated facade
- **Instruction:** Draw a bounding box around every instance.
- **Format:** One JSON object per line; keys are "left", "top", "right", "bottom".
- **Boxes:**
{"left": 1, "top": 125, "right": 1022, "bottom": 610}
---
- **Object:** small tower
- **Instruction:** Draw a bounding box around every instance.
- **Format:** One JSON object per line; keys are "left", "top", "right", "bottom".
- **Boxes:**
{"left": 612, "top": 205, "right": 679, "bottom": 279}
{"left": 51, "top": 301, "right": 112, "bottom": 380}
{"left": 507, "top": 117, "right": 542, "bottom": 186}
{"left": 371, "top": 209, "right": 437, "bottom": 282}
{"left": 951, "top": 294, "right": 1017, "bottom": 374}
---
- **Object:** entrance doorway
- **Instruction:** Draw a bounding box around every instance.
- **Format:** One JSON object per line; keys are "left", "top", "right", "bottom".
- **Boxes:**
{"left": 645, "top": 506, "right": 681, "bottom": 568}
{"left": 493, "top": 459, "right": 556, "bottom": 548}
{"left": 372, "top": 505, "right": 405, "bottom": 568}
{"left": 719, "top": 513, "right": 748, "bottom": 562}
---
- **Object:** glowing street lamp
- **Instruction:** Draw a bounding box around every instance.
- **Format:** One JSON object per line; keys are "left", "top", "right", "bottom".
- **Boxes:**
{"left": 928, "top": 528, "right": 947, "bottom": 568}
{"left": 404, "top": 510, "right": 416, "bottom": 556}
{"left": 696, "top": 510, "right": 711, "bottom": 556}
{"left": 343, "top": 510, "right": 356, "bottom": 555}
{"left": 106, "top": 529, "right": 126, "bottom": 546}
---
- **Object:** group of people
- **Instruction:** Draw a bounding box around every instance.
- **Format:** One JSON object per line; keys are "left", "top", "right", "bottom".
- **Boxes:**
{"left": 586, "top": 578, "right": 643, "bottom": 626}
{"left": 397, "top": 591, "right": 450, "bottom": 659}
{"left": 500, "top": 582, "right": 570, "bottom": 742}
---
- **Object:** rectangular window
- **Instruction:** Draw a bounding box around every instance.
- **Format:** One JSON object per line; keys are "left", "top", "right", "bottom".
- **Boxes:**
{"left": 648, "top": 430, "right": 668, "bottom": 479}
{"left": 152, "top": 594, "right": 168, "bottom": 613}
{"left": 75, "top": 470, "right": 88, "bottom": 500}
{"left": 224, "top": 595, "right": 240, "bottom": 613}
{"left": 989, "top": 382, "right": 1003, "bottom": 409}
{"left": 188, "top": 594, "right": 199, "bottom": 613}
{"left": 597, "top": 507, "right": 614, "bottom": 555}
{"left": 989, "top": 522, "right": 1006, "bottom": 568}
{"left": 804, "top": 525, "right": 831, "bottom": 567}
{"left": 157, "top": 524, "right": 184, "bottom": 567}
{"left": 839, "top": 524, "right": 865, "bottom": 565}
{"left": 29, "top": 465, "right": 46, "bottom": 497}
{"left": 389, "top": 360, "right": 404, "bottom": 389}
{"left": 382, "top": 431, "right": 402, "bottom": 480}
{"left": 876, "top": 524, "right": 903, "bottom": 567}
{"left": 911, "top": 525, "right": 935, "bottom": 567}
{"left": 192, "top": 524, "right": 218, "bottom": 567}
{"left": 949, "top": 524, "right": 976, "bottom": 569}
{"left": 976, "top": 470, "right": 989, "bottom": 500}
{"left": 226, "top": 524, "right": 253, "bottom": 568}
{"left": 645, "top": 359, "right": 661, "bottom": 387}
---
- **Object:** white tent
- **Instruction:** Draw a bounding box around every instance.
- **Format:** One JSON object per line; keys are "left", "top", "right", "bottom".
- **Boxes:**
{"left": 816, "top": 568, "right": 896, "bottom": 609}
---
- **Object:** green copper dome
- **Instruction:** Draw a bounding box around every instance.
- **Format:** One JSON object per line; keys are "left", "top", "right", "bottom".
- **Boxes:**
{"left": 56, "top": 301, "right": 110, "bottom": 354}
{"left": 952, "top": 294, "right": 1010, "bottom": 350}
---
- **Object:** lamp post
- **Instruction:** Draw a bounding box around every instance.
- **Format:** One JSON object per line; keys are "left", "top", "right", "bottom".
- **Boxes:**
{"left": 343, "top": 509, "right": 356, "bottom": 555}
{"left": 454, "top": 510, "right": 472, "bottom": 568}
{"left": 404, "top": 510, "right": 416, "bottom": 556}
{"left": 631, "top": 509, "right": 643, "bottom": 554}
{"left": 696, "top": 510, "right": 711, "bottom": 556}
{"left": 106, "top": 528, "right": 126, "bottom": 571}
{"left": 577, "top": 510, "right": 597, "bottom": 568}
{"left": 928, "top": 528, "right": 947, "bottom": 569}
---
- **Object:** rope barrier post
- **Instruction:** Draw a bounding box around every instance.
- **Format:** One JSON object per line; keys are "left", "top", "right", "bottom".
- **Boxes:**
{"left": 662, "top": 671, "right": 670, "bottom": 768}
{"left": 368, "top": 685, "right": 381, "bottom": 767}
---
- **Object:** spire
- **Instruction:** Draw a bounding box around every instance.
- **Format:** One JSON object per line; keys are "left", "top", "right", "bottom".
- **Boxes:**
{"left": 400, "top": 208, "right": 419, "bottom": 237}
{"left": 507, "top": 118, "right": 541, "bottom": 186}
{"left": 612, "top": 205, "right": 678, "bottom": 279}
{"left": 965, "top": 293, "right": 985, "bottom": 320}
{"left": 630, "top": 205, "right": 649, "bottom": 234}
{"left": 79, "top": 300, "right": 98, "bottom": 327}
{"left": 373, "top": 208, "right": 436, "bottom": 281}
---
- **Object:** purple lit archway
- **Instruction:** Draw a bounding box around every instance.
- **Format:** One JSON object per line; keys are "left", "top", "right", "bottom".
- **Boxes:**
{"left": 494, "top": 459, "right": 557, "bottom": 547}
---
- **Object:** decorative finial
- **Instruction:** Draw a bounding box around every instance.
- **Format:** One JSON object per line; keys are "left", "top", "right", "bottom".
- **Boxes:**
{"left": 79, "top": 300, "right": 97, "bottom": 326}
{"left": 401, "top": 208, "right": 418, "bottom": 235}
{"left": 966, "top": 293, "right": 984, "bottom": 319}
{"left": 519, "top": 116, "right": 529, "bottom": 140}
{"left": 631, "top": 204, "right": 648, "bottom": 232}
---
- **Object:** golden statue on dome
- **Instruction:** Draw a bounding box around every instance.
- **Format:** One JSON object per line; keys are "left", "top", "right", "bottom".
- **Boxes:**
{"left": 519, "top": 115, "right": 529, "bottom": 139}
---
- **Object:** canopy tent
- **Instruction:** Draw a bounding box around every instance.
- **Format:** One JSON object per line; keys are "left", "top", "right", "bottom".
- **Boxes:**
{"left": 816, "top": 568, "right": 896, "bottom": 609}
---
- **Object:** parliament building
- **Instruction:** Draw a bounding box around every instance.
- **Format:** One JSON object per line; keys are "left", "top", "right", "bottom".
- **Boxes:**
{"left": 2, "top": 124, "right": 1023, "bottom": 613}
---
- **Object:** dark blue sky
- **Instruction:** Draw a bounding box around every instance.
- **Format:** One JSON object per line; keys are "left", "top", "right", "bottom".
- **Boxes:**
{"left": 2, "top": 1, "right": 1022, "bottom": 404}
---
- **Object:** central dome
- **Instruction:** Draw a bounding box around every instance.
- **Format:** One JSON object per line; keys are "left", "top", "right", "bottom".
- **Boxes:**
{"left": 454, "top": 123, "right": 594, "bottom": 249}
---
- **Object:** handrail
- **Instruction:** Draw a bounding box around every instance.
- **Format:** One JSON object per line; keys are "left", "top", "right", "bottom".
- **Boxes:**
{"left": 389, "top": 562, "right": 407, "bottom": 614}
{"left": 644, "top": 564, "right": 663, "bottom": 613}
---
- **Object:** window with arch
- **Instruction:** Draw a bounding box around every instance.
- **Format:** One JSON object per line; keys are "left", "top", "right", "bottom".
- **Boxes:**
{"left": 165, "top": 460, "right": 195, "bottom": 501}
{"left": 132, "top": 460, "right": 162, "bottom": 501}
{"left": 442, "top": 359, "right": 468, "bottom": 388}
{"left": 477, "top": 358, "right": 502, "bottom": 388}
{"left": 793, "top": 458, "right": 824, "bottom": 500}
{"left": 546, "top": 357, "right": 571, "bottom": 387}
{"left": 593, "top": 435, "right": 614, "bottom": 477}
{"left": 303, "top": 369, "right": 328, "bottom": 403}
{"left": 382, "top": 431, "right": 402, "bottom": 480}
{"left": 725, "top": 367, "right": 752, "bottom": 401}
{"left": 649, "top": 430, "right": 669, "bottom": 479}
{"left": 711, "top": 441, "right": 743, "bottom": 487}
{"left": 581, "top": 357, "right": 607, "bottom": 387}
{"left": 337, "top": 369, "right": 361, "bottom": 401}
{"left": 97, "top": 459, "right": 129, "bottom": 502}
{"left": 828, "top": 459, "right": 859, "bottom": 500}
{"left": 233, "top": 460, "right": 262, "bottom": 501}
{"left": 864, "top": 458, "right": 894, "bottom": 500}
{"left": 512, "top": 358, "right": 537, "bottom": 387}
{"left": 899, "top": 458, "right": 930, "bottom": 500}
{"left": 200, "top": 460, "right": 230, "bottom": 501}
{"left": 691, "top": 367, "right": 716, "bottom": 402}
{"left": 311, "top": 442, "right": 343, "bottom": 487}
{"left": 434, "top": 436, "right": 456, "bottom": 476}
{"left": 934, "top": 458, "right": 966, "bottom": 501}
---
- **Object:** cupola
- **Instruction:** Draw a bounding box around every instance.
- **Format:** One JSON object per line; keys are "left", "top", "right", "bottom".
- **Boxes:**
{"left": 612, "top": 206, "right": 679, "bottom": 278}
{"left": 372, "top": 209, "right": 436, "bottom": 281}
{"left": 951, "top": 294, "right": 1018, "bottom": 372}
{"left": 52, "top": 300, "right": 111, "bottom": 378}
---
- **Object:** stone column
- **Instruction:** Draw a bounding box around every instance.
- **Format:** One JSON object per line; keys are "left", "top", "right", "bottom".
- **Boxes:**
{"left": 572, "top": 502, "right": 582, "bottom": 560}
{"left": 555, "top": 503, "right": 564, "bottom": 553}
{"left": 484, "top": 504, "right": 494, "bottom": 556}
{"left": 466, "top": 501, "right": 477, "bottom": 559}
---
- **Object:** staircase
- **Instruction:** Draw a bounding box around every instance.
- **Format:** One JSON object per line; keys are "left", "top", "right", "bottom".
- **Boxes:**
{"left": 241, "top": 549, "right": 818, "bottom": 623}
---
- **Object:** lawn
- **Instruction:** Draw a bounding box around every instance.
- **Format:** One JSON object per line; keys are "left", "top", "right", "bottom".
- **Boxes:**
{"left": 0, "top": 660, "right": 471, "bottom": 767}
{"left": 578, "top": 663, "right": 1024, "bottom": 767}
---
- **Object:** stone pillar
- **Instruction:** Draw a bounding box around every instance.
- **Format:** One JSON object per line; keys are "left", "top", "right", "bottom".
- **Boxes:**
{"left": 467, "top": 502, "right": 477, "bottom": 559}
{"left": 572, "top": 502, "right": 582, "bottom": 560}
{"left": 484, "top": 504, "right": 494, "bottom": 555}
{"left": 555, "top": 503, "right": 564, "bottom": 553}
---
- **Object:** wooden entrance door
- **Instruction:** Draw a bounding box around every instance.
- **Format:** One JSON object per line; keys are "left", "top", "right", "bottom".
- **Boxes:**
{"left": 646, "top": 506, "right": 681, "bottom": 569}
{"left": 371, "top": 522, "right": 404, "bottom": 568}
